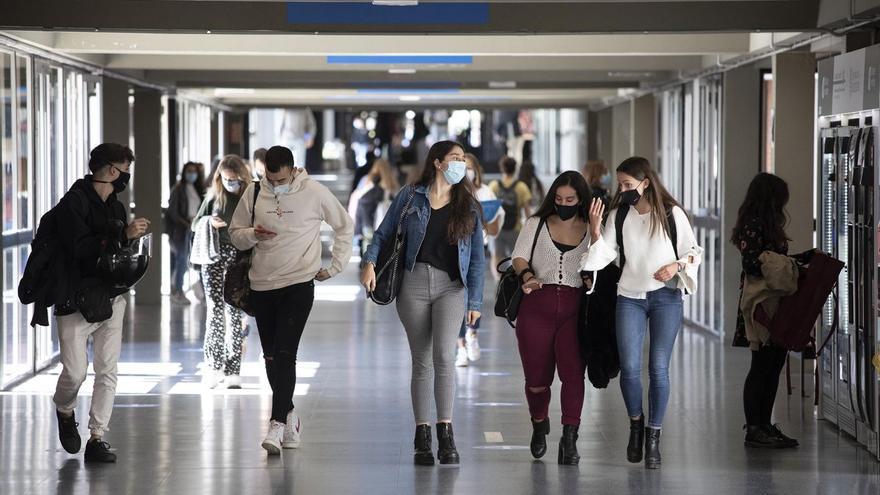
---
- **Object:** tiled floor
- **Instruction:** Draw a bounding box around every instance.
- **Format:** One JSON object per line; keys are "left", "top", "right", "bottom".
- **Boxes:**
{"left": 1, "top": 262, "right": 879, "bottom": 494}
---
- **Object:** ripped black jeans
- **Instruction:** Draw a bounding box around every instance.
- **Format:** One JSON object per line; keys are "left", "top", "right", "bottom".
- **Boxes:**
{"left": 250, "top": 281, "right": 315, "bottom": 423}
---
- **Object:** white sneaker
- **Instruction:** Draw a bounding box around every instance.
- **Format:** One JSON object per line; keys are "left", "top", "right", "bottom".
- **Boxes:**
{"left": 225, "top": 375, "right": 242, "bottom": 389}
{"left": 283, "top": 410, "right": 302, "bottom": 449}
{"left": 455, "top": 347, "right": 469, "bottom": 367}
{"left": 465, "top": 329, "right": 481, "bottom": 362}
{"left": 262, "top": 420, "right": 285, "bottom": 455}
{"left": 202, "top": 368, "right": 223, "bottom": 389}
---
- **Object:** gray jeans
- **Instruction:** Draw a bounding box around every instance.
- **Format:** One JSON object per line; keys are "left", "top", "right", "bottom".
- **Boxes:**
{"left": 396, "top": 262, "right": 466, "bottom": 424}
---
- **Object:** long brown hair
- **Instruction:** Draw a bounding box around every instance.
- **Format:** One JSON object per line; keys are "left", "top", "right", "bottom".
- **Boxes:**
{"left": 417, "top": 141, "right": 480, "bottom": 243}
{"left": 610, "top": 156, "right": 682, "bottom": 238}
{"left": 367, "top": 158, "right": 400, "bottom": 193}
{"left": 730, "top": 172, "right": 790, "bottom": 248}
{"left": 464, "top": 153, "right": 484, "bottom": 188}
{"left": 211, "top": 155, "right": 250, "bottom": 209}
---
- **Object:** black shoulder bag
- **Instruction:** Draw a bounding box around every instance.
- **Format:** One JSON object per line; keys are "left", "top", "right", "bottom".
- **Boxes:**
{"left": 368, "top": 186, "right": 416, "bottom": 305}
{"left": 493, "top": 218, "right": 545, "bottom": 328}
{"left": 224, "top": 182, "right": 261, "bottom": 316}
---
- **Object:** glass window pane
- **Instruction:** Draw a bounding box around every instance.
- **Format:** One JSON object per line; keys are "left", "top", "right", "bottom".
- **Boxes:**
{"left": 16, "top": 55, "right": 31, "bottom": 231}
{"left": 2, "top": 51, "right": 13, "bottom": 234}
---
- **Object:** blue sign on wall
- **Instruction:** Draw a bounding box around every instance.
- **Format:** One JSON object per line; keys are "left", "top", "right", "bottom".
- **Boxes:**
{"left": 287, "top": 2, "right": 490, "bottom": 25}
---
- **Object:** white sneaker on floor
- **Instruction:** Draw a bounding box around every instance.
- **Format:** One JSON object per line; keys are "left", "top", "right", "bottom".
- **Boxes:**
{"left": 171, "top": 293, "right": 190, "bottom": 305}
{"left": 283, "top": 410, "right": 302, "bottom": 449}
{"left": 262, "top": 420, "right": 285, "bottom": 455}
{"left": 465, "top": 329, "right": 481, "bottom": 362}
{"left": 225, "top": 375, "right": 242, "bottom": 389}
{"left": 455, "top": 347, "right": 469, "bottom": 367}
{"left": 202, "top": 368, "right": 223, "bottom": 389}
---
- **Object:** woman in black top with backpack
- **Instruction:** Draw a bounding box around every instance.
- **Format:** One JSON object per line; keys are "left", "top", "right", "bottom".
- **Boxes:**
{"left": 731, "top": 173, "right": 803, "bottom": 449}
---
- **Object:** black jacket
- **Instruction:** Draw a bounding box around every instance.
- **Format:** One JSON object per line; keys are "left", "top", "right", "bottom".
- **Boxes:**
{"left": 166, "top": 182, "right": 201, "bottom": 243}
{"left": 579, "top": 264, "right": 622, "bottom": 389}
{"left": 54, "top": 177, "right": 130, "bottom": 316}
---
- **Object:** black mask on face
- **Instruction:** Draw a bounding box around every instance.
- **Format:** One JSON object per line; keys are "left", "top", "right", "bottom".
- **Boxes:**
{"left": 619, "top": 181, "right": 645, "bottom": 206}
{"left": 111, "top": 167, "right": 131, "bottom": 193}
{"left": 555, "top": 203, "right": 579, "bottom": 221}
{"left": 94, "top": 165, "right": 131, "bottom": 193}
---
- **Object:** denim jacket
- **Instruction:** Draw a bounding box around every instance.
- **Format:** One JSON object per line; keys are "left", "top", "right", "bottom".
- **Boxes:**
{"left": 364, "top": 184, "right": 485, "bottom": 312}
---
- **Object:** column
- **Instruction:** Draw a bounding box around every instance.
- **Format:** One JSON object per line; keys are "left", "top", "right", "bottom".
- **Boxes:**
{"left": 772, "top": 51, "right": 816, "bottom": 254}
{"left": 632, "top": 94, "right": 657, "bottom": 162}
{"left": 132, "top": 88, "right": 164, "bottom": 305}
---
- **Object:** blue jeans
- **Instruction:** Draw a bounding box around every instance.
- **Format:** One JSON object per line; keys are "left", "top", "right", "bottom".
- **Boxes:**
{"left": 172, "top": 234, "right": 192, "bottom": 293}
{"left": 616, "top": 287, "right": 683, "bottom": 429}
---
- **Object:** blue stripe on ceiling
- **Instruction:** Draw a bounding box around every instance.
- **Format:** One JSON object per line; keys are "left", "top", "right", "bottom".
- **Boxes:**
{"left": 327, "top": 55, "right": 472, "bottom": 65}
{"left": 287, "top": 2, "right": 489, "bottom": 25}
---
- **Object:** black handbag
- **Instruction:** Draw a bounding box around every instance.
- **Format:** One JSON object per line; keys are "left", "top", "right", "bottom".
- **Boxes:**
{"left": 493, "top": 218, "right": 544, "bottom": 327}
{"left": 224, "top": 183, "right": 260, "bottom": 316}
{"left": 369, "top": 187, "right": 416, "bottom": 305}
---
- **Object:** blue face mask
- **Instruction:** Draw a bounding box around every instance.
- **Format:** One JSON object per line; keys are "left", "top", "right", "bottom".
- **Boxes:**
{"left": 442, "top": 160, "right": 467, "bottom": 185}
{"left": 185, "top": 172, "right": 198, "bottom": 184}
{"left": 222, "top": 178, "right": 242, "bottom": 193}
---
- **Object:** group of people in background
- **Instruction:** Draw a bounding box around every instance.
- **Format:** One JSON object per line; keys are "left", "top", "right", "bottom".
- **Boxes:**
{"left": 48, "top": 138, "right": 802, "bottom": 469}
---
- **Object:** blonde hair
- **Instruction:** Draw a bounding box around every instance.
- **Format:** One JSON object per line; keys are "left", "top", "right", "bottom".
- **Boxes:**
{"left": 211, "top": 154, "right": 250, "bottom": 208}
{"left": 583, "top": 160, "right": 608, "bottom": 187}
{"left": 367, "top": 158, "right": 400, "bottom": 193}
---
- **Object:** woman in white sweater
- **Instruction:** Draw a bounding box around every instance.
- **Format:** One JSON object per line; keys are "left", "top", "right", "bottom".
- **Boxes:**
{"left": 229, "top": 145, "right": 353, "bottom": 455}
{"left": 581, "top": 157, "right": 702, "bottom": 470}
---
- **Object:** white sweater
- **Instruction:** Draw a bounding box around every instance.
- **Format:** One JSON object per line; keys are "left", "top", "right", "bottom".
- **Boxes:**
{"left": 512, "top": 216, "right": 591, "bottom": 289}
{"left": 580, "top": 206, "right": 703, "bottom": 299}
{"left": 229, "top": 170, "right": 354, "bottom": 291}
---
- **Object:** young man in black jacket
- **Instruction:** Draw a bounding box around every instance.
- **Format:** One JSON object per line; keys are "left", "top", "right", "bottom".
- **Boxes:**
{"left": 53, "top": 143, "right": 150, "bottom": 463}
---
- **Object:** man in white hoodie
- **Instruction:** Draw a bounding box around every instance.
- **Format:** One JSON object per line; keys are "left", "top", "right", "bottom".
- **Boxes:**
{"left": 229, "top": 145, "right": 353, "bottom": 454}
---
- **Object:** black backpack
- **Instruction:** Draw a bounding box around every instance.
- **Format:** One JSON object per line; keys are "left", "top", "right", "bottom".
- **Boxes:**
{"left": 18, "top": 189, "right": 88, "bottom": 326}
{"left": 496, "top": 180, "right": 521, "bottom": 231}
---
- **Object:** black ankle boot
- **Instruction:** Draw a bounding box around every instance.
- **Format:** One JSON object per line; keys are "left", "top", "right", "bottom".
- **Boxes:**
{"left": 627, "top": 416, "right": 645, "bottom": 463}
{"left": 436, "top": 423, "right": 460, "bottom": 465}
{"left": 644, "top": 427, "right": 661, "bottom": 469}
{"left": 557, "top": 424, "right": 580, "bottom": 465}
{"left": 530, "top": 418, "right": 550, "bottom": 459}
{"left": 414, "top": 424, "right": 435, "bottom": 465}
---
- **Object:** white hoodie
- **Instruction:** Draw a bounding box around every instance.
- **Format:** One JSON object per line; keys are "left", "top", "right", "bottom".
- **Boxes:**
{"left": 229, "top": 170, "right": 354, "bottom": 291}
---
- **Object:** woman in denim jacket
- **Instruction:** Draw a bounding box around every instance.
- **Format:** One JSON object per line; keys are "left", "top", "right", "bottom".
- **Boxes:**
{"left": 361, "top": 140, "right": 485, "bottom": 467}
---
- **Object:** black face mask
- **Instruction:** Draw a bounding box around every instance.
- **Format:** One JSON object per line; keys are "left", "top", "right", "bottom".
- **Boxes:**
{"left": 620, "top": 188, "right": 641, "bottom": 206}
{"left": 95, "top": 166, "right": 131, "bottom": 193}
{"left": 555, "top": 203, "right": 579, "bottom": 221}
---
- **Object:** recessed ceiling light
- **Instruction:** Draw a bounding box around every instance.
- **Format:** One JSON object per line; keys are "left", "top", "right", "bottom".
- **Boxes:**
{"left": 489, "top": 81, "right": 516, "bottom": 89}
{"left": 399, "top": 95, "right": 422, "bottom": 102}
{"left": 388, "top": 68, "right": 417, "bottom": 74}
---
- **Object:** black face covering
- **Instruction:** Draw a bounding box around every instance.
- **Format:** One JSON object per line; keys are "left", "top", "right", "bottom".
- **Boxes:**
{"left": 555, "top": 203, "right": 579, "bottom": 221}
{"left": 620, "top": 188, "right": 641, "bottom": 206}
{"left": 94, "top": 166, "right": 131, "bottom": 193}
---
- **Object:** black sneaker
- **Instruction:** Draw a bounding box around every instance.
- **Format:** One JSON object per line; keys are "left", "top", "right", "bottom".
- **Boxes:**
{"left": 768, "top": 424, "right": 799, "bottom": 448}
{"left": 744, "top": 425, "right": 787, "bottom": 449}
{"left": 56, "top": 410, "right": 81, "bottom": 454}
{"left": 84, "top": 439, "right": 117, "bottom": 463}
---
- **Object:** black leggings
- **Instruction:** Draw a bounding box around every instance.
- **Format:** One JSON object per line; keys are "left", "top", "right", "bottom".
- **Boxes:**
{"left": 743, "top": 343, "right": 788, "bottom": 425}
{"left": 250, "top": 281, "right": 315, "bottom": 423}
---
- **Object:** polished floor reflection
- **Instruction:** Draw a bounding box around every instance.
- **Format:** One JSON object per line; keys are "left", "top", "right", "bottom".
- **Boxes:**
{"left": 1, "top": 261, "right": 879, "bottom": 495}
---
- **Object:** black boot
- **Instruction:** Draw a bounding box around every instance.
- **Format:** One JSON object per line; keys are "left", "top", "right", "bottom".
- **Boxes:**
{"left": 744, "top": 425, "right": 788, "bottom": 449}
{"left": 627, "top": 416, "right": 645, "bottom": 463}
{"left": 530, "top": 418, "right": 550, "bottom": 459}
{"left": 436, "top": 423, "right": 460, "bottom": 465}
{"left": 557, "top": 425, "right": 580, "bottom": 465}
{"left": 644, "top": 427, "right": 661, "bottom": 469}
{"left": 414, "top": 424, "right": 435, "bottom": 465}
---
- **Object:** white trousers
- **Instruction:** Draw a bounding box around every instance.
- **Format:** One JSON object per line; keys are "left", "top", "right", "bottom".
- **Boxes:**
{"left": 53, "top": 296, "right": 126, "bottom": 437}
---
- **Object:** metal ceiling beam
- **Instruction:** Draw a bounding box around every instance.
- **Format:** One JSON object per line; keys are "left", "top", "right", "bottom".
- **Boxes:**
{"left": 2, "top": 1, "right": 820, "bottom": 34}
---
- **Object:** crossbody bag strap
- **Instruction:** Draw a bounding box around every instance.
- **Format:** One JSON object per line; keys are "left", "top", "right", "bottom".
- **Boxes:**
{"left": 250, "top": 182, "right": 261, "bottom": 226}
{"left": 395, "top": 186, "right": 417, "bottom": 236}
{"left": 527, "top": 217, "right": 546, "bottom": 267}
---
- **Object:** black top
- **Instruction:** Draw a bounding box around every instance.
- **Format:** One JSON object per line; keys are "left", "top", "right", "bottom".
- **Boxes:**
{"left": 553, "top": 240, "right": 577, "bottom": 253}
{"left": 416, "top": 204, "right": 460, "bottom": 282}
